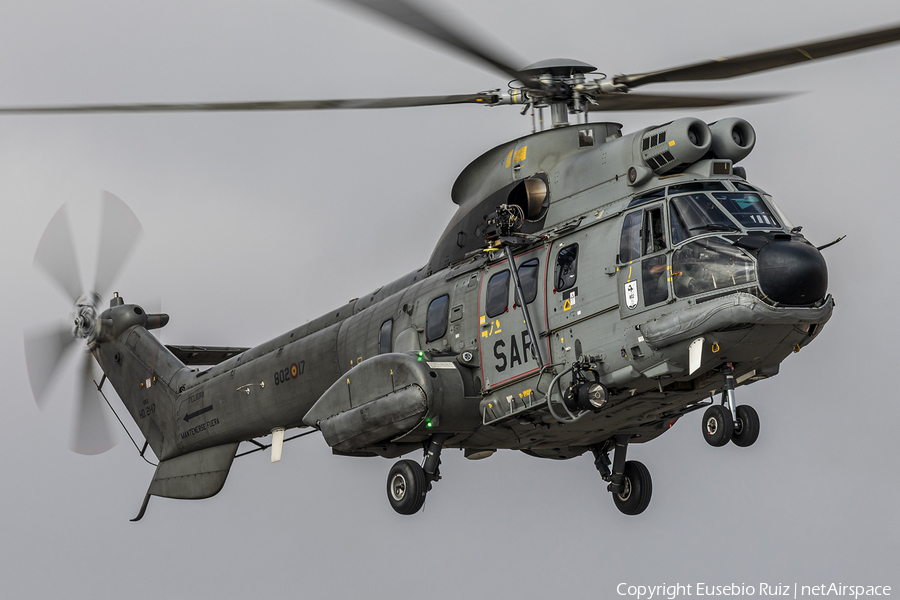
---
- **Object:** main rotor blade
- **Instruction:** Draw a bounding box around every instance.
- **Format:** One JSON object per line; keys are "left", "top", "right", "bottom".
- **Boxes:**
{"left": 24, "top": 322, "right": 77, "bottom": 409}
{"left": 617, "top": 22, "right": 900, "bottom": 88}
{"left": 93, "top": 192, "right": 143, "bottom": 298}
{"left": 34, "top": 204, "right": 83, "bottom": 304}
{"left": 70, "top": 353, "right": 115, "bottom": 455}
{"left": 586, "top": 92, "right": 789, "bottom": 112}
{"left": 335, "top": 0, "right": 537, "bottom": 86}
{"left": 0, "top": 93, "right": 496, "bottom": 115}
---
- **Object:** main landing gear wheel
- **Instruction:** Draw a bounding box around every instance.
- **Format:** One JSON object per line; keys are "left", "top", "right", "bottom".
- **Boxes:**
{"left": 387, "top": 459, "right": 428, "bottom": 515}
{"left": 731, "top": 404, "right": 760, "bottom": 447}
{"left": 612, "top": 460, "right": 652, "bottom": 516}
{"left": 702, "top": 404, "right": 734, "bottom": 447}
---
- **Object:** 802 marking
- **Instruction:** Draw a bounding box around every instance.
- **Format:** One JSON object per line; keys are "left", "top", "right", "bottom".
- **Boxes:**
{"left": 274, "top": 361, "right": 305, "bottom": 385}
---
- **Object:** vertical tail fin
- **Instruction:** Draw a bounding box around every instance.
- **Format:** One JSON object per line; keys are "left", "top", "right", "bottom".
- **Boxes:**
{"left": 94, "top": 301, "right": 186, "bottom": 461}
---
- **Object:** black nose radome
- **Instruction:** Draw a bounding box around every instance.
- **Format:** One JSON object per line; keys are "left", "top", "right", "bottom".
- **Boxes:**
{"left": 757, "top": 240, "right": 828, "bottom": 306}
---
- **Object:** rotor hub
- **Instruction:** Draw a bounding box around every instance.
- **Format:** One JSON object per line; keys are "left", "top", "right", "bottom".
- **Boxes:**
{"left": 73, "top": 292, "right": 102, "bottom": 343}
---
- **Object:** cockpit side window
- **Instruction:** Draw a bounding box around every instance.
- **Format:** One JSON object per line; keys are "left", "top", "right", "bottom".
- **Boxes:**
{"left": 619, "top": 211, "right": 642, "bottom": 263}
{"left": 669, "top": 193, "right": 738, "bottom": 245}
{"left": 712, "top": 193, "right": 780, "bottom": 228}
{"left": 555, "top": 244, "right": 578, "bottom": 292}
{"left": 643, "top": 207, "right": 666, "bottom": 255}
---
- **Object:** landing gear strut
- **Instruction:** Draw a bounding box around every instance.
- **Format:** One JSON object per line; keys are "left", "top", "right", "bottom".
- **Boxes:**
{"left": 701, "top": 363, "right": 760, "bottom": 447}
{"left": 386, "top": 434, "right": 448, "bottom": 515}
{"left": 591, "top": 435, "right": 652, "bottom": 515}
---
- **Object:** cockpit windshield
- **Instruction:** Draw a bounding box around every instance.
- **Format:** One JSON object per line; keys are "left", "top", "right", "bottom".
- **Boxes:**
{"left": 669, "top": 193, "right": 738, "bottom": 245}
{"left": 712, "top": 193, "right": 780, "bottom": 228}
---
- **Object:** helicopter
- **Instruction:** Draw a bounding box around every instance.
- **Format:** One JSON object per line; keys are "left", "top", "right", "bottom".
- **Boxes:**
{"left": 12, "top": 0, "right": 900, "bottom": 519}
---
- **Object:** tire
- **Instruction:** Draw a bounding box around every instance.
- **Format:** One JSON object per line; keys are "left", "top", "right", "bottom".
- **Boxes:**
{"left": 731, "top": 404, "right": 760, "bottom": 447}
{"left": 612, "top": 460, "right": 652, "bottom": 515}
{"left": 702, "top": 404, "right": 734, "bottom": 447}
{"left": 386, "top": 459, "right": 427, "bottom": 515}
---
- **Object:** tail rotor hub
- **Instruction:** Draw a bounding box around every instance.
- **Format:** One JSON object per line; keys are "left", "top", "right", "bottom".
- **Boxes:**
{"left": 72, "top": 292, "right": 101, "bottom": 344}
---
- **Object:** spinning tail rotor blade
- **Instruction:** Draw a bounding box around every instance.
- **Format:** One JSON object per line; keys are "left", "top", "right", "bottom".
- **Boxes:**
{"left": 28, "top": 194, "right": 139, "bottom": 455}
{"left": 70, "top": 354, "right": 116, "bottom": 455}
{"left": 93, "top": 192, "right": 143, "bottom": 297}
{"left": 24, "top": 323, "right": 78, "bottom": 409}
{"left": 34, "top": 204, "right": 83, "bottom": 304}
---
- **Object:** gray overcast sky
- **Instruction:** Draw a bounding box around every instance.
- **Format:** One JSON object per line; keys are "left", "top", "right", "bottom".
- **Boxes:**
{"left": 2, "top": 1, "right": 899, "bottom": 598}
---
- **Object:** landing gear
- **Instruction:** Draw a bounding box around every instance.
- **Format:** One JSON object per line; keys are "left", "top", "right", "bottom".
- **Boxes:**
{"left": 732, "top": 404, "right": 760, "bottom": 447}
{"left": 702, "top": 404, "right": 733, "bottom": 446}
{"left": 387, "top": 460, "right": 427, "bottom": 515}
{"left": 702, "top": 363, "right": 760, "bottom": 448}
{"left": 386, "top": 433, "right": 448, "bottom": 515}
{"left": 613, "top": 461, "right": 653, "bottom": 516}
{"left": 591, "top": 435, "right": 652, "bottom": 515}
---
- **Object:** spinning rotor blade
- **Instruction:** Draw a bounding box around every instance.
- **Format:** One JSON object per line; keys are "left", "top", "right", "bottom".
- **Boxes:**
{"left": 0, "top": 94, "right": 496, "bottom": 115}
{"left": 94, "top": 192, "right": 143, "bottom": 297}
{"left": 70, "top": 354, "right": 115, "bottom": 455}
{"left": 24, "top": 323, "right": 78, "bottom": 409}
{"left": 337, "top": 0, "right": 537, "bottom": 87}
{"left": 616, "top": 22, "right": 900, "bottom": 89}
{"left": 586, "top": 92, "right": 789, "bottom": 112}
{"left": 34, "top": 204, "right": 83, "bottom": 304}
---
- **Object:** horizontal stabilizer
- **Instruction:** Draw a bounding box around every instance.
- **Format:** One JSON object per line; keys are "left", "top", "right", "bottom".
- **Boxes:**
{"left": 165, "top": 345, "right": 249, "bottom": 365}
{"left": 131, "top": 442, "right": 239, "bottom": 521}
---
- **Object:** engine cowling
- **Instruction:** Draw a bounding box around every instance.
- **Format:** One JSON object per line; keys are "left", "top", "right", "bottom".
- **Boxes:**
{"left": 639, "top": 117, "right": 712, "bottom": 175}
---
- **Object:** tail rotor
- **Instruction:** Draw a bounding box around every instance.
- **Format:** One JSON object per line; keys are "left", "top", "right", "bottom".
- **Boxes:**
{"left": 24, "top": 193, "right": 143, "bottom": 455}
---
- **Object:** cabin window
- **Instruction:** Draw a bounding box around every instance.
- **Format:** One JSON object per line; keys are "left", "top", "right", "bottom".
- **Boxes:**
{"left": 378, "top": 319, "right": 392, "bottom": 354}
{"left": 486, "top": 270, "right": 510, "bottom": 318}
{"left": 712, "top": 193, "right": 780, "bottom": 228}
{"left": 669, "top": 193, "right": 738, "bottom": 245}
{"left": 517, "top": 259, "right": 539, "bottom": 305}
{"left": 619, "top": 211, "right": 642, "bottom": 263}
{"left": 643, "top": 206, "right": 667, "bottom": 255}
{"left": 554, "top": 244, "right": 578, "bottom": 292}
{"left": 426, "top": 295, "right": 449, "bottom": 342}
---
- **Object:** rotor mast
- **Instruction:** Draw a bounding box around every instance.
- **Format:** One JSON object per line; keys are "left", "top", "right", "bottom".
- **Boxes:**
{"left": 490, "top": 59, "right": 598, "bottom": 129}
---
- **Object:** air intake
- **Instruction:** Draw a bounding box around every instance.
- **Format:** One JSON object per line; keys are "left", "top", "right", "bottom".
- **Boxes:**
{"left": 709, "top": 118, "right": 756, "bottom": 163}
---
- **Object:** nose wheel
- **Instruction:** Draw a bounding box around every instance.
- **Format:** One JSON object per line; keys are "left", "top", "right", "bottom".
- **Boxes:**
{"left": 702, "top": 404, "right": 734, "bottom": 446}
{"left": 702, "top": 363, "right": 760, "bottom": 447}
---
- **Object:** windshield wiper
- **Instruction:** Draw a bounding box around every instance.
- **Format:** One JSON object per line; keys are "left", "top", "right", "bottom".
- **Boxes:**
{"left": 689, "top": 223, "right": 740, "bottom": 232}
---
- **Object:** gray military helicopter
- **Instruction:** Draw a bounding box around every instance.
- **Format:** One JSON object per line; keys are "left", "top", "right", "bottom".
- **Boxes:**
{"left": 13, "top": 0, "right": 900, "bottom": 518}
